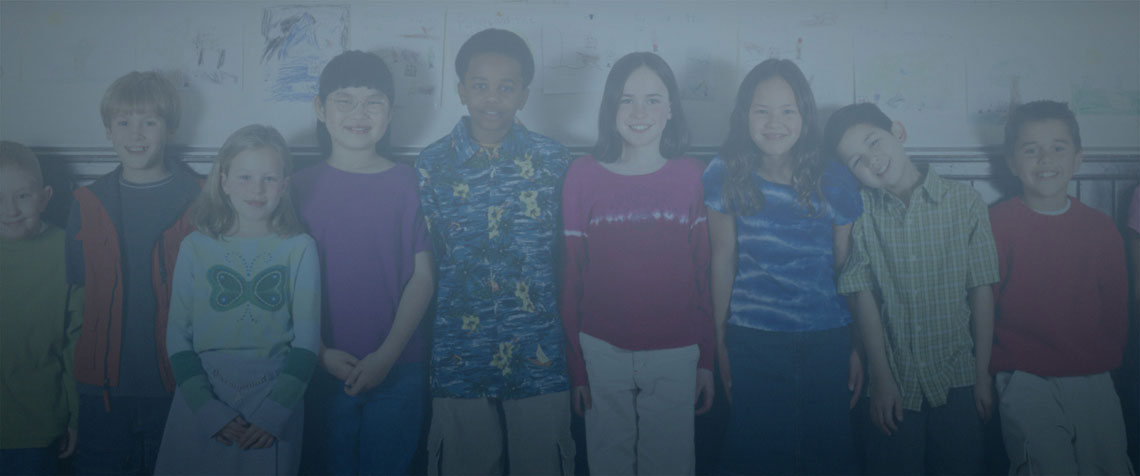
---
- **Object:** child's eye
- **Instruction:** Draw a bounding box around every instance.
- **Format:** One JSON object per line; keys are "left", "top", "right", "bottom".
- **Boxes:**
{"left": 145, "top": 120, "right": 158, "bottom": 127}
{"left": 117, "top": 120, "right": 129, "bottom": 127}
{"left": 1021, "top": 146, "right": 1038, "bottom": 155}
{"left": 16, "top": 192, "right": 30, "bottom": 200}
{"left": 1053, "top": 145, "right": 1067, "bottom": 152}
{"left": 472, "top": 83, "right": 487, "bottom": 91}
{"left": 620, "top": 97, "right": 633, "bottom": 104}
{"left": 498, "top": 85, "right": 514, "bottom": 93}
{"left": 649, "top": 98, "right": 662, "bottom": 105}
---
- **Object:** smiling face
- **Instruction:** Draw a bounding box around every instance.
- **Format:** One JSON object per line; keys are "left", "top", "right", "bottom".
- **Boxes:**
{"left": 316, "top": 86, "right": 391, "bottom": 156}
{"left": 221, "top": 147, "right": 287, "bottom": 232}
{"left": 458, "top": 52, "right": 529, "bottom": 145}
{"left": 748, "top": 77, "right": 802, "bottom": 161}
{"left": 105, "top": 110, "right": 171, "bottom": 183}
{"left": 836, "top": 122, "right": 915, "bottom": 191}
{"left": 615, "top": 66, "right": 672, "bottom": 152}
{"left": 1009, "top": 119, "right": 1082, "bottom": 211}
{"left": 0, "top": 165, "right": 51, "bottom": 240}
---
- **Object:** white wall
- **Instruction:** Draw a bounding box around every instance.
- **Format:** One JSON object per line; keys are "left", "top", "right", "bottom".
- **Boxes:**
{"left": 2, "top": 0, "right": 1138, "bottom": 150}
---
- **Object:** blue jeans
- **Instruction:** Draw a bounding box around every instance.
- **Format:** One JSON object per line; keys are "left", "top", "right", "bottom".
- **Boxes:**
{"left": 73, "top": 395, "right": 171, "bottom": 476}
{"left": 719, "top": 325, "right": 857, "bottom": 475}
{"left": 862, "top": 385, "right": 984, "bottom": 475}
{"left": 304, "top": 362, "right": 425, "bottom": 476}
{"left": 0, "top": 446, "right": 56, "bottom": 475}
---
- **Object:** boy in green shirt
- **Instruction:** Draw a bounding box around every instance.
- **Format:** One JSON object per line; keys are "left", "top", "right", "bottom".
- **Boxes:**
{"left": 0, "top": 141, "right": 82, "bottom": 475}
{"left": 823, "top": 103, "right": 999, "bottom": 474}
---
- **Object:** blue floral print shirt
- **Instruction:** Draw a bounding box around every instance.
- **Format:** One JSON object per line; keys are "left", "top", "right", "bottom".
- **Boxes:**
{"left": 417, "top": 118, "right": 571, "bottom": 399}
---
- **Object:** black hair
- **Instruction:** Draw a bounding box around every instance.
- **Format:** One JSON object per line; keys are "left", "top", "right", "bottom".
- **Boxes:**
{"left": 455, "top": 28, "right": 535, "bottom": 88}
{"left": 1004, "top": 100, "right": 1082, "bottom": 158}
{"left": 721, "top": 59, "right": 821, "bottom": 216}
{"left": 593, "top": 52, "right": 689, "bottom": 163}
{"left": 821, "top": 102, "right": 893, "bottom": 163}
{"left": 315, "top": 50, "right": 396, "bottom": 157}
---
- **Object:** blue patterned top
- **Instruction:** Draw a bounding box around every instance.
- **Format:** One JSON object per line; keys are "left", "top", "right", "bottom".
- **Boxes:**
{"left": 417, "top": 118, "right": 571, "bottom": 399}
{"left": 703, "top": 158, "right": 863, "bottom": 332}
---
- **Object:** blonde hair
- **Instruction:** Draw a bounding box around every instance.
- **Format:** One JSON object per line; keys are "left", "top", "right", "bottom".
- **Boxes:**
{"left": 190, "top": 125, "right": 303, "bottom": 239}
{"left": 100, "top": 71, "right": 181, "bottom": 131}
{"left": 0, "top": 140, "right": 44, "bottom": 186}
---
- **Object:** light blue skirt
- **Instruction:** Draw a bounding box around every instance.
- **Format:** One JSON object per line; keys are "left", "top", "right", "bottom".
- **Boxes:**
{"left": 155, "top": 352, "right": 303, "bottom": 475}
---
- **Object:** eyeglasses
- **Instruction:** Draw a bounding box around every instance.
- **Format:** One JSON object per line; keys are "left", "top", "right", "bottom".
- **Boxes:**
{"left": 327, "top": 94, "right": 389, "bottom": 114}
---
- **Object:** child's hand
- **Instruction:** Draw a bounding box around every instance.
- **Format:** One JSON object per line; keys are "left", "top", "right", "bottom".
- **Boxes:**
{"left": 238, "top": 421, "right": 276, "bottom": 450}
{"left": 695, "top": 369, "right": 715, "bottom": 415}
{"left": 869, "top": 378, "right": 904, "bottom": 436}
{"left": 321, "top": 348, "right": 360, "bottom": 381}
{"left": 974, "top": 376, "right": 994, "bottom": 422}
{"left": 58, "top": 428, "right": 77, "bottom": 458}
{"left": 343, "top": 351, "right": 395, "bottom": 396}
{"left": 572, "top": 386, "right": 592, "bottom": 416}
{"left": 214, "top": 416, "right": 248, "bottom": 446}
{"left": 717, "top": 342, "right": 733, "bottom": 404}
{"left": 848, "top": 348, "right": 865, "bottom": 409}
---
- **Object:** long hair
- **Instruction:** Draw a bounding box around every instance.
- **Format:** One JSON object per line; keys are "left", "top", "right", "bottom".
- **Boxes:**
{"left": 315, "top": 50, "right": 396, "bottom": 158}
{"left": 593, "top": 52, "right": 689, "bottom": 163}
{"left": 721, "top": 59, "right": 823, "bottom": 216}
{"left": 191, "top": 124, "right": 303, "bottom": 239}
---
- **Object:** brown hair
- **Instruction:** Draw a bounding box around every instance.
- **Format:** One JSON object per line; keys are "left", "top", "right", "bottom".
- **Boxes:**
{"left": 0, "top": 141, "right": 44, "bottom": 186}
{"left": 190, "top": 125, "right": 303, "bottom": 239}
{"left": 100, "top": 71, "right": 181, "bottom": 131}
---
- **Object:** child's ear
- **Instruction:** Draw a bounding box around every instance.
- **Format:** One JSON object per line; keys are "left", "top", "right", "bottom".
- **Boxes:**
{"left": 38, "top": 185, "right": 53, "bottom": 211}
{"left": 517, "top": 87, "right": 529, "bottom": 111}
{"left": 105, "top": 127, "right": 113, "bottom": 142}
{"left": 313, "top": 96, "right": 326, "bottom": 122}
{"left": 891, "top": 121, "right": 908, "bottom": 144}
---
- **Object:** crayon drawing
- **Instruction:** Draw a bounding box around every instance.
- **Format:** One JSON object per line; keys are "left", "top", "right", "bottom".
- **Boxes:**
{"left": 261, "top": 5, "right": 347, "bottom": 102}
{"left": 351, "top": 5, "right": 444, "bottom": 107}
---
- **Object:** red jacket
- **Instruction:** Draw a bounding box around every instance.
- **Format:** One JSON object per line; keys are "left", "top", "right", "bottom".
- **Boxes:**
{"left": 66, "top": 167, "right": 200, "bottom": 405}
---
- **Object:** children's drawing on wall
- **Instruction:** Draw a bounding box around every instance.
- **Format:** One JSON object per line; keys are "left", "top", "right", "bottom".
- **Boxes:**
{"left": 184, "top": 27, "right": 241, "bottom": 88}
{"left": 854, "top": 48, "right": 960, "bottom": 114}
{"left": 626, "top": 6, "right": 734, "bottom": 103}
{"left": 541, "top": 22, "right": 621, "bottom": 94}
{"left": 738, "top": 8, "right": 852, "bottom": 109}
{"left": 350, "top": 5, "right": 444, "bottom": 107}
{"left": 1071, "top": 48, "right": 1140, "bottom": 116}
{"left": 261, "top": 5, "right": 348, "bottom": 102}
{"left": 967, "top": 58, "right": 1067, "bottom": 125}
{"left": 18, "top": 7, "right": 134, "bottom": 82}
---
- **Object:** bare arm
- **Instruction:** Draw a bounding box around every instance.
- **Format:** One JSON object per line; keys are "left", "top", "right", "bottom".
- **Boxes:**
{"left": 345, "top": 251, "right": 435, "bottom": 395}
{"left": 969, "top": 285, "right": 995, "bottom": 421}
{"left": 708, "top": 209, "right": 737, "bottom": 401}
{"left": 834, "top": 223, "right": 864, "bottom": 408}
{"left": 851, "top": 290, "right": 903, "bottom": 435}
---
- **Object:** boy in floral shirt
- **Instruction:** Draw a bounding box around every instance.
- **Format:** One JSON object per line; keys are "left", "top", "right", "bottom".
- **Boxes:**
{"left": 416, "top": 28, "right": 574, "bottom": 475}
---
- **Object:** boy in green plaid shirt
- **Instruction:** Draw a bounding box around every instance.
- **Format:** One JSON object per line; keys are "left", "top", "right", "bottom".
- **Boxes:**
{"left": 823, "top": 103, "right": 999, "bottom": 475}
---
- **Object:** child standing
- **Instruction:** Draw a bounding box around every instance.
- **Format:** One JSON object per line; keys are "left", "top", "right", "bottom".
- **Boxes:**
{"left": 65, "top": 71, "right": 200, "bottom": 475}
{"left": 560, "top": 52, "right": 712, "bottom": 475}
{"left": 704, "top": 59, "right": 863, "bottom": 475}
{"left": 0, "top": 141, "right": 80, "bottom": 475}
{"left": 417, "top": 28, "right": 575, "bottom": 475}
{"left": 823, "top": 102, "right": 999, "bottom": 475}
{"left": 153, "top": 125, "right": 320, "bottom": 475}
{"left": 292, "top": 50, "right": 434, "bottom": 475}
{"left": 989, "top": 100, "right": 1132, "bottom": 475}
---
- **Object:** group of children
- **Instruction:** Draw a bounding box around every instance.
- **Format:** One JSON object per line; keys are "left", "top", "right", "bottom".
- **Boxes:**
{"left": 0, "top": 25, "right": 1134, "bottom": 476}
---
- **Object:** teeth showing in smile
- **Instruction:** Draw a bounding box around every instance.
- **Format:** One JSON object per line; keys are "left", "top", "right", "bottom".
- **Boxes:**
{"left": 1037, "top": 171, "right": 1058, "bottom": 178}
{"left": 346, "top": 127, "right": 370, "bottom": 134}
{"left": 629, "top": 124, "right": 651, "bottom": 132}
{"left": 125, "top": 146, "right": 148, "bottom": 153}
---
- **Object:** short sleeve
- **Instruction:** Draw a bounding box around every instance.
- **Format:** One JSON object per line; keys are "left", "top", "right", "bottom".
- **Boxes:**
{"left": 1129, "top": 186, "right": 1140, "bottom": 233}
{"left": 837, "top": 211, "right": 874, "bottom": 294}
{"left": 963, "top": 191, "right": 1000, "bottom": 288}
{"left": 822, "top": 161, "right": 863, "bottom": 225}
{"left": 702, "top": 156, "right": 728, "bottom": 213}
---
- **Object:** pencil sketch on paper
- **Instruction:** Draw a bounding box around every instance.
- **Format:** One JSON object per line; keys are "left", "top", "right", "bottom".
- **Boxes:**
{"left": 184, "top": 28, "right": 240, "bottom": 87}
{"left": 378, "top": 46, "right": 440, "bottom": 106}
{"left": 855, "top": 49, "right": 958, "bottom": 113}
{"left": 260, "top": 5, "right": 347, "bottom": 102}
{"left": 542, "top": 26, "right": 619, "bottom": 94}
{"left": 350, "top": 6, "right": 444, "bottom": 108}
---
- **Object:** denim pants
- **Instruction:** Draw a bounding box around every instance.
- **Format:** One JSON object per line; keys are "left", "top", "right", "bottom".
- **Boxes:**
{"left": 73, "top": 394, "right": 171, "bottom": 476}
{"left": 863, "top": 385, "right": 983, "bottom": 475}
{"left": 0, "top": 446, "right": 57, "bottom": 475}
{"left": 304, "top": 362, "right": 425, "bottom": 476}
{"left": 719, "top": 325, "right": 856, "bottom": 475}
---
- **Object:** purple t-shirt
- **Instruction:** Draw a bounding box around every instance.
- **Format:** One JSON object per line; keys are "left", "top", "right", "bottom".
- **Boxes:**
{"left": 292, "top": 162, "right": 429, "bottom": 363}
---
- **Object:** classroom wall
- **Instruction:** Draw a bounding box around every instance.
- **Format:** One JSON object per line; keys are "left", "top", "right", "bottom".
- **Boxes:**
{"left": 2, "top": 0, "right": 1138, "bottom": 223}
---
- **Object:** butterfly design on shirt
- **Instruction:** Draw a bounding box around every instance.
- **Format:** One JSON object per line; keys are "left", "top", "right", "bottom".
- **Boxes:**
{"left": 206, "top": 265, "right": 289, "bottom": 321}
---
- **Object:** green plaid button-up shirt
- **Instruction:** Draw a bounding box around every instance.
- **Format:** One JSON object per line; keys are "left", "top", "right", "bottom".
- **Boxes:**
{"left": 838, "top": 169, "right": 998, "bottom": 411}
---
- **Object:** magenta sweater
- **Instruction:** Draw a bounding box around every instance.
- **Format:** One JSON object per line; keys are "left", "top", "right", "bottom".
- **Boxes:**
{"left": 989, "top": 197, "right": 1128, "bottom": 376}
{"left": 560, "top": 156, "right": 713, "bottom": 388}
